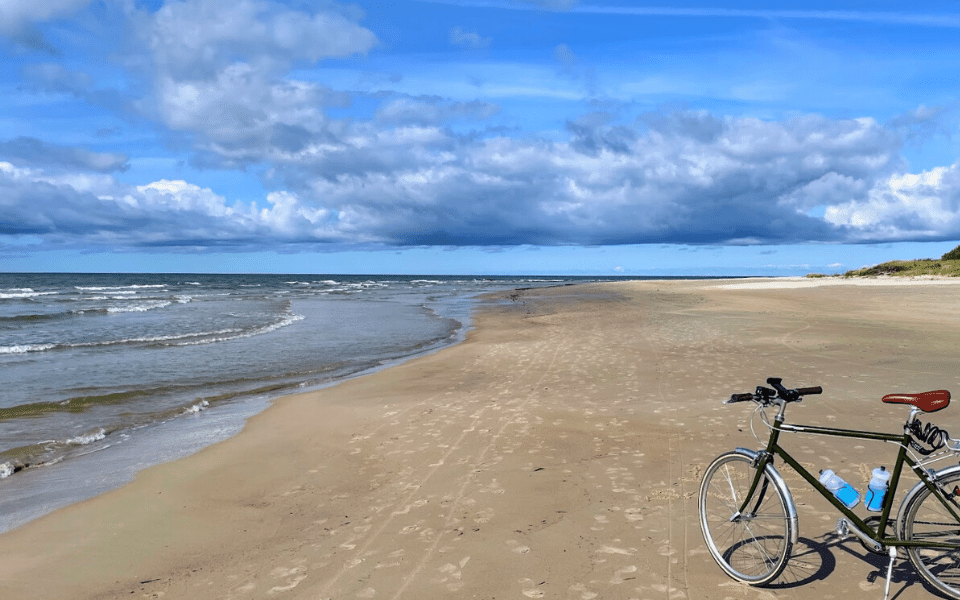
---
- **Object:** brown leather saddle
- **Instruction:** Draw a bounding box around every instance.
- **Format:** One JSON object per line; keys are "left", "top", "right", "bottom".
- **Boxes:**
{"left": 881, "top": 390, "right": 951, "bottom": 413}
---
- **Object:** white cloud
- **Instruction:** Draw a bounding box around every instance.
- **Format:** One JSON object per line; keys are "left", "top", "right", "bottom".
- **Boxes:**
{"left": 244, "top": 111, "right": 909, "bottom": 247}
{"left": 0, "top": 0, "right": 90, "bottom": 34}
{"left": 0, "top": 0, "right": 91, "bottom": 51}
{"left": 450, "top": 27, "right": 491, "bottom": 49}
{"left": 554, "top": 43, "right": 576, "bottom": 68}
{"left": 825, "top": 163, "right": 960, "bottom": 240}
{"left": 144, "top": 0, "right": 377, "bottom": 79}
{"left": 132, "top": 0, "right": 376, "bottom": 167}
{"left": 375, "top": 96, "right": 500, "bottom": 125}
{"left": 0, "top": 137, "right": 128, "bottom": 172}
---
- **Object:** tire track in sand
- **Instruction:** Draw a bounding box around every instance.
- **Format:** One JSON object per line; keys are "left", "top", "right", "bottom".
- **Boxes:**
{"left": 390, "top": 341, "right": 564, "bottom": 600}
{"left": 317, "top": 332, "right": 556, "bottom": 598}
{"left": 643, "top": 313, "right": 691, "bottom": 600}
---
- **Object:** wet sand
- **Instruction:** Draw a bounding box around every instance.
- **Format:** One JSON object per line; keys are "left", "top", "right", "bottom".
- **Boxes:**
{"left": 2, "top": 278, "right": 960, "bottom": 599}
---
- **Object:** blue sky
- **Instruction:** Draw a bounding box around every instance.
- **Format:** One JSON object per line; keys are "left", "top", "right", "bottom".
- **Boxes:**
{"left": 3, "top": 0, "right": 960, "bottom": 274}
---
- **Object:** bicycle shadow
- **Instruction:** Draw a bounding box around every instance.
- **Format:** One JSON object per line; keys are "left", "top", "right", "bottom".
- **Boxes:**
{"left": 768, "top": 533, "right": 949, "bottom": 599}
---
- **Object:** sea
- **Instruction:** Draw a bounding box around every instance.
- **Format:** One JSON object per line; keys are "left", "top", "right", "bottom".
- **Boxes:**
{"left": 0, "top": 273, "right": 633, "bottom": 533}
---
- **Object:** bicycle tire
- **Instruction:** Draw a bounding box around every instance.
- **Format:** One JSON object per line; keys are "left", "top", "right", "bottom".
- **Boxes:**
{"left": 699, "top": 451, "right": 794, "bottom": 585}
{"left": 900, "top": 471, "right": 960, "bottom": 599}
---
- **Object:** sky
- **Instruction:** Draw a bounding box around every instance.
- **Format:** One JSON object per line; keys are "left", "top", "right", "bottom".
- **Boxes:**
{"left": 3, "top": 0, "right": 960, "bottom": 275}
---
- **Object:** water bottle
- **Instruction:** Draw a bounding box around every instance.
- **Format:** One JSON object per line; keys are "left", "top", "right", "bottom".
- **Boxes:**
{"left": 865, "top": 466, "right": 891, "bottom": 512}
{"left": 819, "top": 469, "right": 861, "bottom": 509}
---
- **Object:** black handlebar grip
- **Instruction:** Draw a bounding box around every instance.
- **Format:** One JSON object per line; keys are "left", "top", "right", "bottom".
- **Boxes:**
{"left": 727, "top": 393, "right": 754, "bottom": 403}
{"left": 796, "top": 386, "right": 823, "bottom": 396}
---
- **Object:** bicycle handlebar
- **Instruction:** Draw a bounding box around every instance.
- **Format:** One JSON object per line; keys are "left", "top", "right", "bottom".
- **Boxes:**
{"left": 724, "top": 393, "right": 754, "bottom": 404}
{"left": 724, "top": 378, "right": 822, "bottom": 405}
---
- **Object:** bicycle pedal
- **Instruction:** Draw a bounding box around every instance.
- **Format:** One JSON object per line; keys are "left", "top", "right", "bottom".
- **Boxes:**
{"left": 835, "top": 518, "right": 849, "bottom": 538}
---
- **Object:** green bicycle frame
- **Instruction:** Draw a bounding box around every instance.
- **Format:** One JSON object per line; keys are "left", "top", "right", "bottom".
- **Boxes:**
{"left": 737, "top": 411, "right": 960, "bottom": 550}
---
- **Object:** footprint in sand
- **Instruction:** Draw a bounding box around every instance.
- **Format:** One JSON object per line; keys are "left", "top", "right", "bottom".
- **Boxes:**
{"left": 518, "top": 578, "right": 544, "bottom": 598}
{"left": 568, "top": 582, "right": 598, "bottom": 599}
{"left": 474, "top": 507, "right": 495, "bottom": 523}
{"left": 591, "top": 514, "right": 608, "bottom": 531}
{"left": 266, "top": 566, "right": 306, "bottom": 594}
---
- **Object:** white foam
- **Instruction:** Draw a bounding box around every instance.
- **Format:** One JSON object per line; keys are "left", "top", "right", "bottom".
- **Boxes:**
{"left": 184, "top": 400, "right": 210, "bottom": 414}
{"left": 66, "top": 429, "right": 106, "bottom": 445}
{"left": 106, "top": 301, "right": 171, "bottom": 313}
{"left": 0, "top": 290, "right": 58, "bottom": 299}
{"left": 69, "top": 327, "right": 242, "bottom": 348}
{"left": 0, "top": 463, "right": 13, "bottom": 479}
{"left": 0, "top": 344, "right": 57, "bottom": 354}
{"left": 174, "top": 314, "right": 304, "bottom": 345}
{"left": 76, "top": 285, "right": 165, "bottom": 292}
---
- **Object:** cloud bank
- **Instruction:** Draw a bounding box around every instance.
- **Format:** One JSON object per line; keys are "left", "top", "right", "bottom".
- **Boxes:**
{"left": 4, "top": 0, "right": 960, "bottom": 253}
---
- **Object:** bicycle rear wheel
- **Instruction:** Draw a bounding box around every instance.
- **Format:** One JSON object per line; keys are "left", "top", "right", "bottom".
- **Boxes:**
{"left": 699, "top": 451, "right": 794, "bottom": 585}
{"left": 900, "top": 471, "right": 960, "bottom": 599}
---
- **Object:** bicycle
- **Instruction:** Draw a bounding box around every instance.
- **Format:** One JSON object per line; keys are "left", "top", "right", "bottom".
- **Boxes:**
{"left": 699, "top": 377, "right": 960, "bottom": 599}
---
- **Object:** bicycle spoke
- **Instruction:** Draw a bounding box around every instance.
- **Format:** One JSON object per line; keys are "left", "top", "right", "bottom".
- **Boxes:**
{"left": 903, "top": 471, "right": 960, "bottom": 599}
{"left": 699, "top": 453, "right": 792, "bottom": 585}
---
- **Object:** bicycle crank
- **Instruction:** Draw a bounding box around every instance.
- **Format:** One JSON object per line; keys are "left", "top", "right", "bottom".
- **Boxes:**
{"left": 836, "top": 517, "right": 887, "bottom": 554}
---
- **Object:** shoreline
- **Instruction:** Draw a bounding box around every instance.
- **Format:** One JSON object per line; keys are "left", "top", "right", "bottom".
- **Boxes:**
{"left": 0, "top": 284, "right": 491, "bottom": 535}
{"left": 2, "top": 278, "right": 959, "bottom": 599}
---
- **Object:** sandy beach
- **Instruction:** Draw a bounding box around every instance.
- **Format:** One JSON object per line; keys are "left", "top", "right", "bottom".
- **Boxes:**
{"left": 2, "top": 278, "right": 960, "bottom": 600}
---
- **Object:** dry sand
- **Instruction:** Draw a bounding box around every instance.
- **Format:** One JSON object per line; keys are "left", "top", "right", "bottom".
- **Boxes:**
{"left": 2, "top": 278, "right": 960, "bottom": 599}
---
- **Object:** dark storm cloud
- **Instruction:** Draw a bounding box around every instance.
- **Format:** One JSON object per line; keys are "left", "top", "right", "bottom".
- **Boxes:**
{"left": 0, "top": 138, "right": 129, "bottom": 173}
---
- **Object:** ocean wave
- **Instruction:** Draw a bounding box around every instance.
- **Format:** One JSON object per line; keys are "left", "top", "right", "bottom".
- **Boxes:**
{"left": 174, "top": 313, "right": 304, "bottom": 345}
{"left": 65, "top": 429, "right": 106, "bottom": 445}
{"left": 0, "top": 312, "right": 67, "bottom": 324}
{"left": 0, "top": 290, "right": 59, "bottom": 299}
{"left": 0, "top": 343, "right": 57, "bottom": 354}
{"left": 0, "top": 325, "right": 250, "bottom": 355}
{"left": 343, "top": 281, "right": 388, "bottom": 290}
{"left": 76, "top": 285, "right": 166, "bottom": 291}
{"left": 80, "top": 327, "right": 245, "bottom": 347}
{"left": 106, "top": 301, "right": 172, "bottom": 313}
{"left": 183, "top": 400, "right": 209, "bottom": 414}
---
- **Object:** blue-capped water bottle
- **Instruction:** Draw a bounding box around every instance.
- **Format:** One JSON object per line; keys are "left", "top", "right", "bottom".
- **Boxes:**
{"left": 865, "top": 466, "right": 891, "bottom": 512}
{"left": 819, "top": 469, "right": 860, "bottom": 509}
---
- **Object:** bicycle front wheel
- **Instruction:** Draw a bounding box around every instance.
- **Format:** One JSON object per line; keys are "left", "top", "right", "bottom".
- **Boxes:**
{"left": 900, "top": 471, "right": 960, "bottom": 599}
{"left": 699, "top": 451, "right": 794, "bottom": 585}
